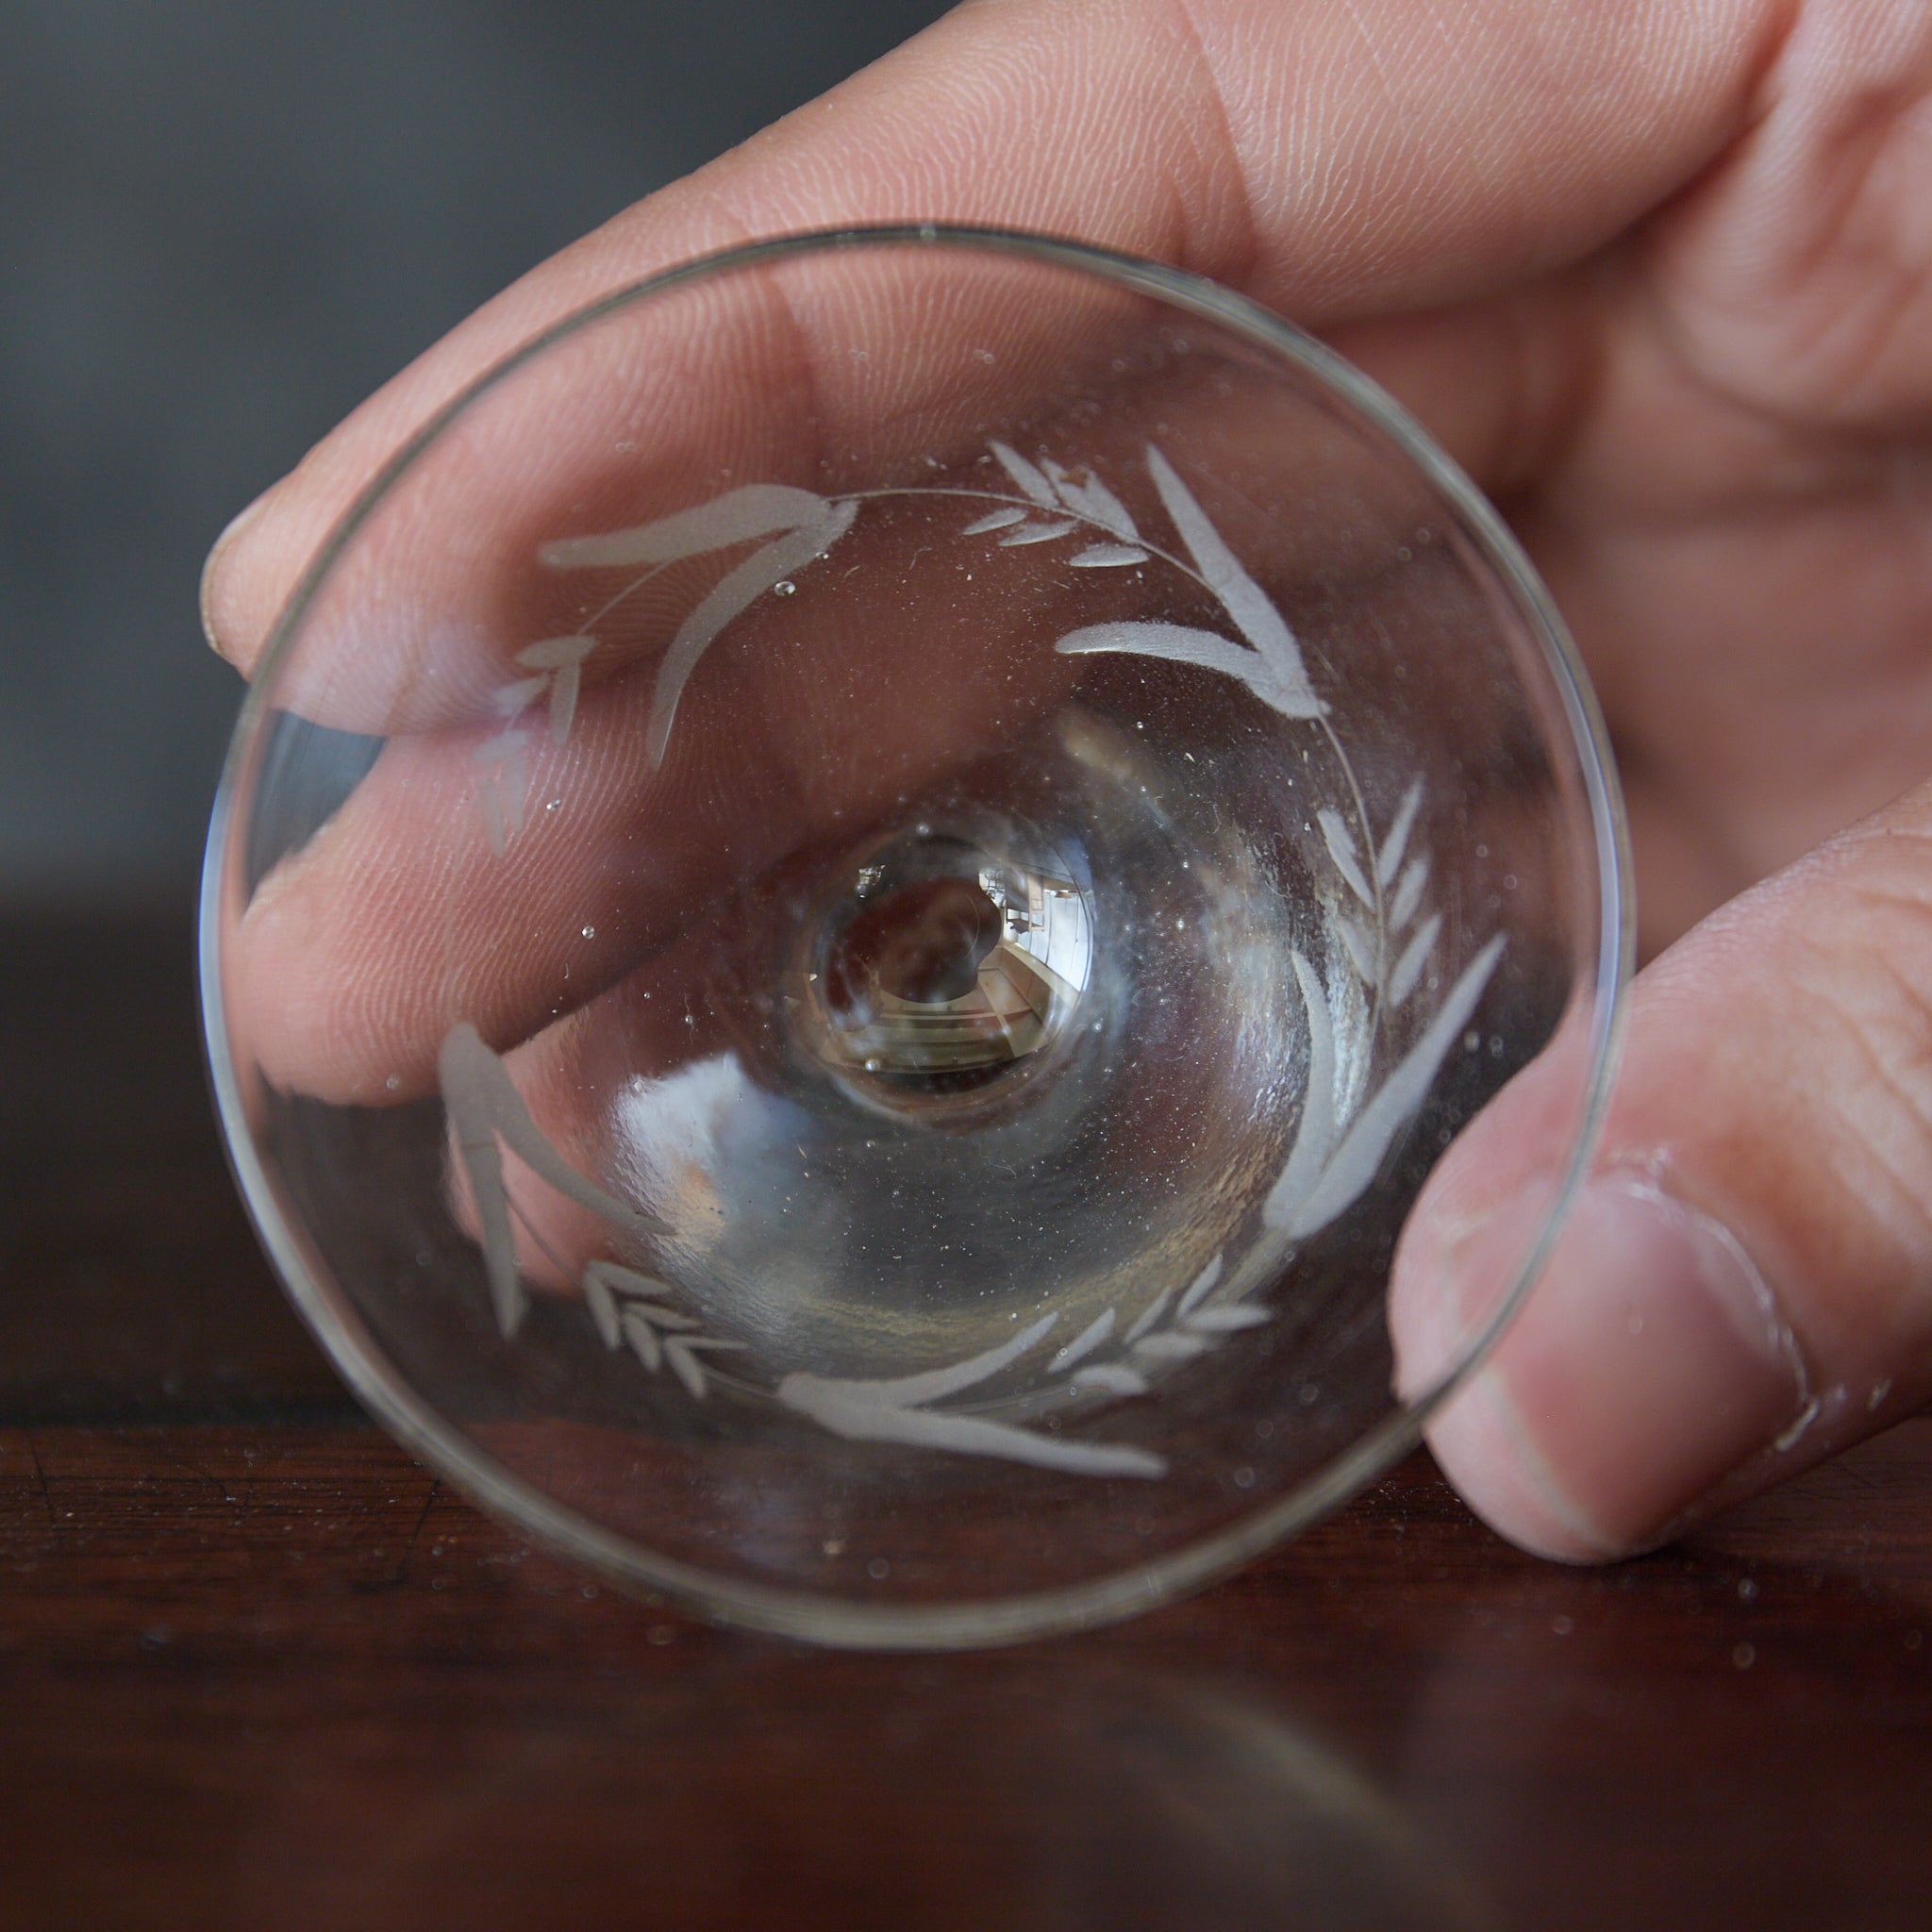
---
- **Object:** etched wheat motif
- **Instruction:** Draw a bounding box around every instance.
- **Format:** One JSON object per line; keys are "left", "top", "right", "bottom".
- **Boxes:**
{"left": 439, "top": 1022, "right": 659, "bottom": 1339}
{"left": 1321, "top": 782, "right": 1440, "bottom": 1010}
{"left": 1261, "top": 938, "right": 1504, "bottom": 1241}
{"left": 776, "top": 1316, "right": 1167, "bottom": 1479}
{"left": 427, "top": 443, "right": 1507, "bottom": 1479}
{"left": 1041, "top": 1255, "right": 1272, "bottom": 1400}
{"left": 581, "top": 1259, "right": 745, "bottom": 1397}
{"left": 486, "top": 440, "right": 1334, "bottom": 852}
{"left": 1046, "top": 444, "right": 1328, "bottom": 723}
{"left": 520, "top": 438, "right": 1327, "bottom": 822}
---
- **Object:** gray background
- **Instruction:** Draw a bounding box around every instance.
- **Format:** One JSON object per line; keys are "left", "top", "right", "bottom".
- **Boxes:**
{"left": 0, "top": 0, "right": 955, "bottom": 908}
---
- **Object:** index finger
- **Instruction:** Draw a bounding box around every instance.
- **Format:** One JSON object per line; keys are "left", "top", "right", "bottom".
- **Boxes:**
{"left": 202, "top": 0, "right": 1781, "bottom": 689}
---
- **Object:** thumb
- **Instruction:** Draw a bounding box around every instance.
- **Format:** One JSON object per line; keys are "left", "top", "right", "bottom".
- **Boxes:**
{"left": 1391, "top": 787, "right": 1932, "bottom": 1560}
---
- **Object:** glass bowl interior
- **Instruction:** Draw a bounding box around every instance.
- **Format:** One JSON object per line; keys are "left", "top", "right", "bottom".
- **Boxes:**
{"left": 203, "top": 226, "right": 1628, "bottom": 1646}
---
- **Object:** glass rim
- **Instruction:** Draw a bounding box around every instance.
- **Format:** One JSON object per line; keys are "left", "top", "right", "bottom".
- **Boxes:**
{"left": 200, "top": 221, "right": 1634, "bottom": 1648}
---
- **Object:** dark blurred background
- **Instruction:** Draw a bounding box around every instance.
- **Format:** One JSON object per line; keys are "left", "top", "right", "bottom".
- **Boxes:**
{"left": 0, "top": 0, "right": 951, "bottom": 1418}
{"left": 0, "top": 0, "right": 955, "bottom": 910}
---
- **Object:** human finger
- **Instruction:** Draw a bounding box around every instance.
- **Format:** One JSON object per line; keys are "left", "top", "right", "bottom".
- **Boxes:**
{"left": 1390, "top": 784, "right": 1932, "bottom": 1559}
{"left": 224, "top": 509, "right": 1093, "bottom": 1103}
{"left": 201, "top": 0, "right": 1784, "bottom": 688}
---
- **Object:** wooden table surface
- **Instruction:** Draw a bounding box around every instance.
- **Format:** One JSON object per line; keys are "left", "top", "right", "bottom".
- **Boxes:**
{"left": 4, "top": 913, "right": 1927, "bottom": 1932}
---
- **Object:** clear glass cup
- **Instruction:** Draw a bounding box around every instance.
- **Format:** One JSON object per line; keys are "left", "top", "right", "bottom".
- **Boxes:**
{"left": 202, "top": 226, "right": 1629, "bottom": 1646}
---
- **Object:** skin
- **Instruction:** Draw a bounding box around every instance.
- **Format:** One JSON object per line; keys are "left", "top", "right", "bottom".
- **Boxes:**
{"left": 202, "top": 0, "right": 1932, "bottom": 1560}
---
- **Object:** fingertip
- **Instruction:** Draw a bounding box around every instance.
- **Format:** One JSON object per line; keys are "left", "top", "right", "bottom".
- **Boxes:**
{"left": 1421, "top": 1363, "right": 1625, "bottom": 1562}
{"left": 1391, "top": 1141, "right": 1614, "bottom": 1557}
{"left": 199, "top": 487, "right": 276, "bottom": 666}
{"left": 1402, "top": 1167, "right": 1811, "bottom": 1561}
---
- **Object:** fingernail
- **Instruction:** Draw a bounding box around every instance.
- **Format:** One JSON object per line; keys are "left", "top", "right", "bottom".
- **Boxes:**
{"left": 1426, "top": 1172, "right": 1810, "bottom": 1559}
{"left": 199, "top": 491, "right": 271, "bottom": 655}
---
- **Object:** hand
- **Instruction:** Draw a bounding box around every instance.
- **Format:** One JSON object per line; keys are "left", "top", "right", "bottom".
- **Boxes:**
{"left": 201, "top": 0, "right": 1932, "bottom": 1559}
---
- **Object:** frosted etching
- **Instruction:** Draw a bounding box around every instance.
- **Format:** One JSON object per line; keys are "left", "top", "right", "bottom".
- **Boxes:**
{"left": 440, "top": 441, "right": 1505, "bottom": 1477}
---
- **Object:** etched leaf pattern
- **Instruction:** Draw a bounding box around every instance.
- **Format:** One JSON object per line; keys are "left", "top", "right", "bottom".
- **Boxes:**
{"left": 1387, "top": 913, "right": 1442, "bottom": 1010}
{"left": 506, "top": 436, "right": 1328, "bottom": 849}
{"left": 479, "top": 481, "right": 866, "bottom": 853}
{"left": 581, "top": 1259, "right": 744, "bottom": 1395}
{"left": 1324, "top": 781, "right": 1441, "bottom": 1012}
{"left": 1375, "top": 783, "right": 1424, "bottom": 888}
{"left": 642, "top": 498, "right": 859, "bottom": 767}
{"left": 1000, "top": 516, "right": 1077, "bottom": 547}
{"left": 777, "top": 1315, "right": 1169, "bottom": 1478}
{"left": 1044, "top": 458, "right": 1142, "bottom": 550}
{"left": 427, "top": 443, "right": 1507, "bottom": 1477}
{"left": 478, "top": 488, "right": 861, "bottom": 852}
{"left": 961, "top": 506, "right": 1027, "bottom": 535}
{"left": 471, "top": 726, "right": 531, "bottom": 858}
{"left": 1140, "top": 445, "right": 1324, "bottom": 715}
{"left": 989, "top": 440, "right": 1058, "bottom": 508}
{"left": 964, "top": 440, "right": 1330, "bottom": 713}
{"left": 439, "top": 1024, "right": 658, "bottom": 1339}
{"left": 1054, "top": 620, "right": 1313, "bottom": 704}
{"left": 1390, "top": 854, "right": 1430, "bottom": 931}
{"left": 1263, "top": 937, "right": 1505, "bottom": 1241}
{"left": 1319, "top": 809, "right": 1375, "bottom": 908}
{"left": 538, "top": 482, "right": 837, "bottom": 570}
{"left": 975, "top": 445, "right": 1151, "bottom": 561}
{"left": 1040, "top": 1254, "right": 1274, "bottom": 1400}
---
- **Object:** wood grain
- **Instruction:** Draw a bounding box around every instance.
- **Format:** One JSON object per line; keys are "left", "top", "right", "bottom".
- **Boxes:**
{"left": 1, "top": 914, "right": 1926, "bottom": 1930}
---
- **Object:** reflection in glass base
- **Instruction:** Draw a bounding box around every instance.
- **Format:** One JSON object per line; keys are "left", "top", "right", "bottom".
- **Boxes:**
{"left": 808, "top": 829, "right": 1093, "bottom": 1086}
{"left": 598, "top": 710, "right": 1312, "bottom": 1386}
